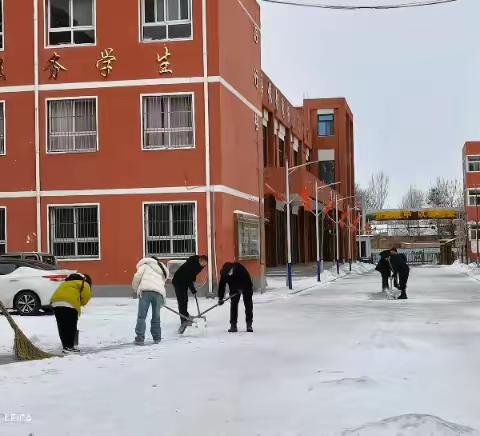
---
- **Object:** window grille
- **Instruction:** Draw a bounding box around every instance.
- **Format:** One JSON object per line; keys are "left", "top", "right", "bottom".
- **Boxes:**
{"left": 48, "top": 98, "right": 97, "bottom": 153}
{"left": 142, "top": 95, "right": 194, "bottom": 150}
{"left": 145, "top": 203, "right": 196, "bottom": 257}
{"left": 49, "top": 205, "right": 99, "bottom": 259}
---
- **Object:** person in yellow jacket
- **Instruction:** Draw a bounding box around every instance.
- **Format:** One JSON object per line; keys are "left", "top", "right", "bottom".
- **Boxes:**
{"left": 51, "top": 273, "right": 92, "bottom": 354}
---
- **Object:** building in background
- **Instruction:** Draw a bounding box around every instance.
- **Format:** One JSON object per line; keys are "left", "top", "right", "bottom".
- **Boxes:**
{"left": 463, "top": 141, "right": 480, "bottom": 261}
{"left": 0, "top": 0, "right": 356, "bottom": 291}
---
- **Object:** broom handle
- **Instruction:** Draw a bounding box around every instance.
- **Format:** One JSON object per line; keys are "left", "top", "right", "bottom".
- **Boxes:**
{"left": 0, "top": 299, "right": 20, "bottom": 331}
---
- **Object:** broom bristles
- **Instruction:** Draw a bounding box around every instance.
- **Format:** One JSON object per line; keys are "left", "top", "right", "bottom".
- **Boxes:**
{"left": 0, "top": 299, "right": 56, "bottom": 361}
{"left": 13, "top": 326, "right": 55, "bottom": 361}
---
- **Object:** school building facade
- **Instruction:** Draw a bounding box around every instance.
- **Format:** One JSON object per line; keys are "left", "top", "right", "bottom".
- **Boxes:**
{"left": 0, "top": 0, "right": 355, "bottom": 291}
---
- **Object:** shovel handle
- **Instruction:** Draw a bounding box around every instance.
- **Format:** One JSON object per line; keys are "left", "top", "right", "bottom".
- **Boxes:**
{"left": 163, "top": 304, "right": 192, "bottom": 322}
{"left": 199, "top": 294, "right": 239, "bottom": 317}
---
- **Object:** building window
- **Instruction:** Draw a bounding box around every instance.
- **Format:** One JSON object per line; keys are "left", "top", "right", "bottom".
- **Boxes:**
{"left": 0, "top": 208, "right": 5, "bottom": 254}
{"left": 145, "top": 203, "right": 196, "bottom": 257}
{"left": 237, "top": 215, "right": 260, "bottom": 260}
{"left": 278, "top": 138, "right": 285, "bottom": 167}
{"left": 468, "top": 190, "right": 480, "bottom": 206}
{"left": 142, "top": 94, "right": 194, "bottom": 150}
{"left": 0, "top": 0, "right": 4, "bottom": 49}
{"left": 320, "top": 160, "right": 335, "bottom": 186}
{"left": 49, "top": 205, "right": 100, "bottom": 259}
{"left": 318, "top": 113, "right": 334, "bottom": 137}
{"left": 263, "top": 125, "right": 268, "bottom": 168}
{"left": 48, "top": 0, "right": 95, "bottom": 46}
{"left": 467, "top": 156, "right": 480, "bottom": 172}
{"left": 0, "top": 102, "right": 5, "bottom": 155}
{"left": 470, "top": 227, "right": 479, "bottom": 241}
{"left": 142, "top": 0, "right": 192, "bottom": 41}
{"left": 47, "top": 98, "right": 97, "bottom": 153}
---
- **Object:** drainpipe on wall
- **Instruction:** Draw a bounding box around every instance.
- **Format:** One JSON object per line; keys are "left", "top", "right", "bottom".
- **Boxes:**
{"left": 202, "top": 0, "right": 213, "bottom": 296}
{"left": 33, "top": 0, "right": 42, "bottom": 252}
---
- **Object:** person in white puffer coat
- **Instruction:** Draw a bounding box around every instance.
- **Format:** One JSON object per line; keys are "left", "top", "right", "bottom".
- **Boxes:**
{"left": 132, "top": 256, "right": 169, "bottom": 345}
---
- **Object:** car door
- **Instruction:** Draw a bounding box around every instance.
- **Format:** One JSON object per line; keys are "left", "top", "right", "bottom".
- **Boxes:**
{"left": 0, "top": 262, "right": 21, "bottom": 308}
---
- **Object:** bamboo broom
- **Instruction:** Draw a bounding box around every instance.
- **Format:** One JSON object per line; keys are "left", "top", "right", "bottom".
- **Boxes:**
{"left": 0, "top": 299, "right": 55, "bottom": 361}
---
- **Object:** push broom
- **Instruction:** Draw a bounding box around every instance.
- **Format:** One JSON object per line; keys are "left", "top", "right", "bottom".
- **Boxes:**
{"left": 0, "top": 299, "right": 55, "bottom": 361}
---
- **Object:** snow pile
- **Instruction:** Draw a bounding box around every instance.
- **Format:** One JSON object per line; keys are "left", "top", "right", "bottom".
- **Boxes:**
{"left": 450, "top": 261, "right": 480, "bottom": 281}
{"left": 343, "top": 414, "right": 480, "bottom": 436}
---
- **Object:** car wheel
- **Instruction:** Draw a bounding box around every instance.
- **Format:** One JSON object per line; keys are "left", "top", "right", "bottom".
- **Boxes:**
{"left": 14, "top": 291, "right": 41, "bottom": 316}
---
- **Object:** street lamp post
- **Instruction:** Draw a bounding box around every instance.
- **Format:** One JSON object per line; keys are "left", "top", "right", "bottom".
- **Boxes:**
{"left": 285, "top": 158, "right": 323, "bottom": 290}
{"left": 335, "top": 195, "right": 355, "bottom": 275}
{"left": 315, "top": 181, "right": 341, "bottom": 282}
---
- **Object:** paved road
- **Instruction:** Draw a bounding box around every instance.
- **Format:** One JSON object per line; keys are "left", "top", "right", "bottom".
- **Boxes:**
{"left": 1, "top": 265, "right": 480, "bottom": 435}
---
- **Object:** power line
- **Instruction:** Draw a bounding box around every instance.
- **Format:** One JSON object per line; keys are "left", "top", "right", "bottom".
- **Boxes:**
{"left": 261, "top": 0, "right": 459, "bottom": 10}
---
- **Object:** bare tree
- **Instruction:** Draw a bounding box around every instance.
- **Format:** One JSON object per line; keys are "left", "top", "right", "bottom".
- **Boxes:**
{"left": 426, "top": 178, "right": 463, "bottom": 238}
{"left": 426, "top": 178, "right": 463, "bottom": 209}
{"left": 397, "top": 186, "right": 425, "bottom": 236}
{"left": 400, "top": 186, "right": 425, "bottom": 210}
{"left": 356, "top": 172, "right": 390, "bottom": 210}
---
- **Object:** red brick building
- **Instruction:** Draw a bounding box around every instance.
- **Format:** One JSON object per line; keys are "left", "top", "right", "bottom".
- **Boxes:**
{"left": 463, "top": 141, "right": 480, "bottom": 260}
{"left": 0, "top": 0, "right": 355, "bottom": 292}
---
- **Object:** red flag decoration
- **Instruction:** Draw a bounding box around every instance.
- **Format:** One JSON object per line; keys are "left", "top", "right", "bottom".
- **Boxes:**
{"left": 264, "top": 183, "right": 285, "bottom": 202}
{"left": 300, "top": 186, "right": 312, "bottom": 212}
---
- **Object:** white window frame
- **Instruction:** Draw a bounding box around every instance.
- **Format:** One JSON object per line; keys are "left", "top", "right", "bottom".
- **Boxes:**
{"left": 47, "top": 203, "right": 101, "bottom": 261}
{"left": 46, "top": 0, "right": 96, "bottom": 48}
{"left": 236, "top": 214, "right": 260, "bottom": 260}
{"left": 468, "top": 189, "right": 480, "bottom": 206}
{"left": 140, "top": 92, "right": 195, "bottom": 151}
{"left": 0, "top": 206, "right": 6, "bottom": 254}
{"left": 0, "top": 100, "right": 5, "bottom": 156}
{"left": 466, "top": 155, "right": 480, "bottom": 173}
{"left": 142, "top": 201, "right": 198, "bottom": 259}
{"left": 0, "top": 0, "right": 4, "bottom": 51}
{"left": 140, "top": 0, "right": 193, "bottom": 43}
{"left": 45, "top": 96, "right": 99, "bottom": 154}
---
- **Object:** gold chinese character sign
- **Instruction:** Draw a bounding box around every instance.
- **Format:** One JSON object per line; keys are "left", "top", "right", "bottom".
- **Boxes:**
{"left": 0, "top": 58, "right": 6, "bottom": 80}
{"left": 96, "top": 48, "right": 117, "bottom": 78}
{"left": 157, "top": 46, "right": 173, "bottom": 75}
{"left": 44, "top": 52, "right": 67, "bottom": 80}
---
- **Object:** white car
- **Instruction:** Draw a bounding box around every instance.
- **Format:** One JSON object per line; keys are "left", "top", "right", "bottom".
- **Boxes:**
{"left": 0, "top": 258, "right": 76, "bottom": 315}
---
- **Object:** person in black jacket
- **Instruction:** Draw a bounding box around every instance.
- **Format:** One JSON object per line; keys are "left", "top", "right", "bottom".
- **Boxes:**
{"left": 375, "top": 250, "right": 392, "bottom": 292}
{"left": 389, "top": 248, "right": 410, "bottom": 299}
{"left": 218, "top": 262, "right": 254, "bottom": 333}
{"left": 172, "top": 255, "right": 208, "bottom": 329}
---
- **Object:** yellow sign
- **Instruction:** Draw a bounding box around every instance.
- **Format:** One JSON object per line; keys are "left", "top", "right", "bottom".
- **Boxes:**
{"left": 370, "top": 209, "right": 458, "bottom": 221}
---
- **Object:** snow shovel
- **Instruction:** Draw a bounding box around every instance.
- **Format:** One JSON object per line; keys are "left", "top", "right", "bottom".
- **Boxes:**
{"left": 191, "top": 294, "right": 207, "bottom": 333}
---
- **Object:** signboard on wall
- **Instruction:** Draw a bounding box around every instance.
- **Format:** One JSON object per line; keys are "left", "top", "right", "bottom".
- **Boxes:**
{"left": 368, "top": 209, "right": 458, "bottom": 221}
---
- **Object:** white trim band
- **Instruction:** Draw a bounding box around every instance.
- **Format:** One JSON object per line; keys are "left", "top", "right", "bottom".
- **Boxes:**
{"left": 0, "top": 185, "right": 259, "bottom": 202}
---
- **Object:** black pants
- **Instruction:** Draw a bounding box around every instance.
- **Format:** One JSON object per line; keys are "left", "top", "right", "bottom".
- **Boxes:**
{"left": 399, "top": 271, "right": 409, "bottom": 292}
{"left": 174, "top": 285, "right": 190, "bottom": 323}
{"left": 381, "top": 272, "right": 389, "bottom": 290}
{"left": 53, "top": 307, "right": 78, "bottom": 349}
{"left": 230, "top": 291, "right": 253, "bottom": 326}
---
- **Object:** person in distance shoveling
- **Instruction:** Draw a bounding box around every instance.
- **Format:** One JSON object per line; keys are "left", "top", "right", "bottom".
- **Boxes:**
{"left": 218, "top": 262, "right": 254, "bottom": 333}
{"left": 172, "top": 255, "right": 208, "bottom": 333}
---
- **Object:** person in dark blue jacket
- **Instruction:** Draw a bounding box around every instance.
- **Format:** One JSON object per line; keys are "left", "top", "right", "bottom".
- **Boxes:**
{"left": 218, "top": 262, "right": 254, "bottom": 333}
{"left": 389, "top": 248, "right": 410, "bottom": 299}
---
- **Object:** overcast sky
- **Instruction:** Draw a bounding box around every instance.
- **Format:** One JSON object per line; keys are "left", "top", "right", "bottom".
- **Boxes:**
{"left": 260, "top": 0, "right": 480, "bottom": 207}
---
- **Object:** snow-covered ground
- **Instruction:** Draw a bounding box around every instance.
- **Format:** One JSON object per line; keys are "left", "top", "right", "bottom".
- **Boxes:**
{"left": 1, "top": 264, "right": 480, "bottom": 435}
